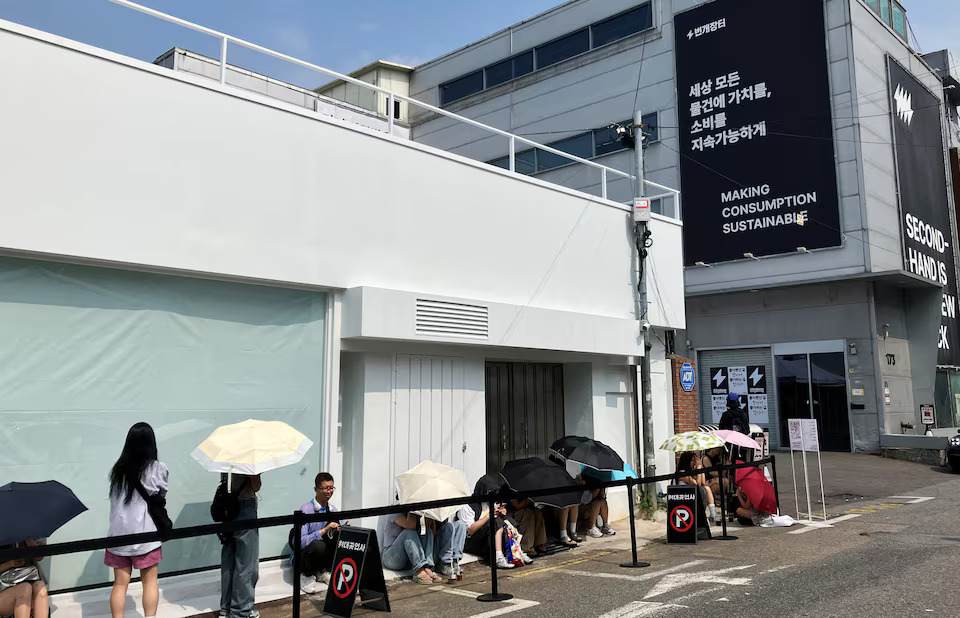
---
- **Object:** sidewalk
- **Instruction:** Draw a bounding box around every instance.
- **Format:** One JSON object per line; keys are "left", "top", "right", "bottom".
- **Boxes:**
{"left": 251, "top": 516, "right": 662, "bottom": 618}
{"left": 770, "top": 450, "right": 951, "bottom": 514}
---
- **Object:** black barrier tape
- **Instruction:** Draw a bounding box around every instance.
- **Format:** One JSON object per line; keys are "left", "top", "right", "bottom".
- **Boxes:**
{"left": 0, "top": 457, "right": 773, "bottom": 562}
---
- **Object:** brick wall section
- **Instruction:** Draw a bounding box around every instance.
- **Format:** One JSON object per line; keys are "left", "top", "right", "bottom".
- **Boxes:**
{"left": 669, "top": 355, "right": 700, "bottom": 434}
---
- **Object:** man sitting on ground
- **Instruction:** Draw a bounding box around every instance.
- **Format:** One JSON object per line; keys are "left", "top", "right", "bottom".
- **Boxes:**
{"left": 298, "top": 472, "right": 341, "bottom": 593}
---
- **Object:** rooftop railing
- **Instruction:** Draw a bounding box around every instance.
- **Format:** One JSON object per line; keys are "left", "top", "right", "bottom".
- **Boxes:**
{"left": 106, "top": 0, "right": 679, "bottom": 208}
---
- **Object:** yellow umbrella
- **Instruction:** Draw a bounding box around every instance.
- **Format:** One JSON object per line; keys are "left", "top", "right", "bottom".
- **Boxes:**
{"left": 191, "top": 419, "right": 313, "bottom": 476}
{"left": 396, "top": 460, "right": 470, "bottom": 523}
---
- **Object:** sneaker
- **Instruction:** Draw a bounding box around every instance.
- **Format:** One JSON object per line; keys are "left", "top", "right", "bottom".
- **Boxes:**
{"left": 219, "top": 612, "right": 227, "bottom": 618}
{"left": 569, "top": 532, "right": 584, "bottom": 543}
{"left": 318, "top": 571, "right": 331, "bottom": 585}
{"left": 586, "top": 526, "right": 603, "bottom": 538}
{"left": 495, "top": 554, "right": 516, "bottom": 569}
{"left": 519, "top": 552, "right": 534, "bottom": 565}
{"left": 300, "top": 574, "right": 320, "bottom": 594}
{"left": 600, "top": 524, "right": 616, "bottom": 536}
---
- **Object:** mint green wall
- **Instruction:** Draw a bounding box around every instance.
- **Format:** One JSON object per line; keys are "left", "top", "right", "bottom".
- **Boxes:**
{"left": 0, "top": 257, "right": 327, "bottom": 590}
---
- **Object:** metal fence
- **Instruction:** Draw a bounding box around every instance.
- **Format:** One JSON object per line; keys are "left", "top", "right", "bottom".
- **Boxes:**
{"left": 0, "top": 457, "right": 778, "bottom": 615}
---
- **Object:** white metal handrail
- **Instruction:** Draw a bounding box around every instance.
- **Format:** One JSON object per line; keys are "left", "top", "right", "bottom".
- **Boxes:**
{"left": 108, "top": 0, "right": 679, "bottom": 202}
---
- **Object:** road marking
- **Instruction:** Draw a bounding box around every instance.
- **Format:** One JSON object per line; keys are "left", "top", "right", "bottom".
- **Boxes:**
{"left": 432, "top": 586, "right": 540, "bottom": 618}
{"left": 788, "top": 514, "right": 861, "bottom": 534}
{"left": 888, "top": 496, "right": 935, "bottom": 504}
{"left": 555, "top": 560, "right": 708, "bottom": 583}
{"left": 671, "top": 585, "right": 724, "bottom": 604}
{"left": 643, "top": 564, "right": 754, "bottom": 599}
{"left": 508, "top": 550, "right": 615, "bottom": 579}
{"left": 597, "top": 600, "right": 688, "bottom": 617}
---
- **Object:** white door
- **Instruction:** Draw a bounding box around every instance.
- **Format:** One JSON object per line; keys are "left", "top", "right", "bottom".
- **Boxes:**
{"left": 390, "top": 354, "right": 467, "bottom": 497}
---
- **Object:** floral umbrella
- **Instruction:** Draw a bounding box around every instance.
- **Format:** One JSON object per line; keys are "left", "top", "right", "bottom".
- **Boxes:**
{"left": 659, "top": 431, "right": 725, "bottom": 452}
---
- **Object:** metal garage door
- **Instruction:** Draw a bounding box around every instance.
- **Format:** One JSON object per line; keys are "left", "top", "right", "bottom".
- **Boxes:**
{"left": 697, "top": 348, "right": 780, "bottom": 449}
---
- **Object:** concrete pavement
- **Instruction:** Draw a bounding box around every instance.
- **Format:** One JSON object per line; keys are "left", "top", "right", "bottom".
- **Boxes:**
{"left": 235, "top": 452, "right": 960, "bottom": 617}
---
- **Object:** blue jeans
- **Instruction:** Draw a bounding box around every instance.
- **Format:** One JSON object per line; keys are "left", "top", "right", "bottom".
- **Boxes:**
{"left": 381, "top": 528, "right": 434, "bottom": 572}
{"left": 221, "top": 499, "right": 259, "bottom": 618}
{"left": 435, "top": 520, "right": 467, "bottom": 566}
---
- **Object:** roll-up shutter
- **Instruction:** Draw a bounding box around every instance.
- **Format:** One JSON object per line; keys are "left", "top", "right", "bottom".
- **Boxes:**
{"left": 697, "top": 347, "right": 779, "bottom": 449}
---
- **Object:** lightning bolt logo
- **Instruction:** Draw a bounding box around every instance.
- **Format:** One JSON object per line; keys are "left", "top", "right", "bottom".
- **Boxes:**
{"left": 894, "top": 85, "right": 913, "bottom": 126}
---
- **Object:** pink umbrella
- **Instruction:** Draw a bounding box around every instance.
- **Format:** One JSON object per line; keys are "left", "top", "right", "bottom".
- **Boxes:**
{"left": 712, "top": 430, "right": 761, "bottom": 450}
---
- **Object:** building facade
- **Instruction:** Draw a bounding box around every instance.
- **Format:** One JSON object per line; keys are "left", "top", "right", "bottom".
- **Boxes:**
{"left": 0, "top": 8, "right": 684, "bottom": 594}
{"left": 405, "top": 0, "right": 960, "bottom": 453}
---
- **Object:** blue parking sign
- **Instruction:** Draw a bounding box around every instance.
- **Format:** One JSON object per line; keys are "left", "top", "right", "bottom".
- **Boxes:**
{"left": 680, "top": 362, "right": 695, "bottom": 392}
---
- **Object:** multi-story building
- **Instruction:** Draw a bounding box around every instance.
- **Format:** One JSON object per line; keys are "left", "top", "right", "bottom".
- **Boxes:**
{"left": 404, "top": 0, "right": 960, "bottom": 455}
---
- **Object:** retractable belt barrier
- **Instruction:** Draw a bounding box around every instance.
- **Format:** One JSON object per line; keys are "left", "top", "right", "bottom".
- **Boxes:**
{"left": 0, "top": 456, "right": 778, "bottom": 616}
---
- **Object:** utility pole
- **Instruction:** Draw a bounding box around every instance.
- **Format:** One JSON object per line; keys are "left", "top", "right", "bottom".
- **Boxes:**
{"left": 633, "top": 109, "right": 657, "bottom": 490}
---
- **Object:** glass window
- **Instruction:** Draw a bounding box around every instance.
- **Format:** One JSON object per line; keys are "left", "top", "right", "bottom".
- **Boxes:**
{"left": 641, "top": 111, "right": 659, "bottom": 143}
{"left": 488, "top": 156, "right": 510, "bottom": 170}
{"left": 865, "top": 0, "right": 879, "bottom": 11}
{"left": 485, "top": 58, "right": 514, "bottom": 89}
{"left": 516, "top": 149, "right": 537, "bottom": 175}
{"left": 879, "top": 0, "right": 891, "bottom": 23}
{"left": 513, "top": 51, "right": 534, "bottom": 78}
{"left": 535, "top": 29, "right": 590, "bottom": 70}
{"left": 537, "top": 133, "right": 594, "bottom": 171}
{"left": 591, "top": 5, "right": 653, "bottom": 48}
{"left": 440, "top": 70, "right": 483, "bottom": 105}
{"left": 892, "top": 3, "right": 907, "bottom": 39}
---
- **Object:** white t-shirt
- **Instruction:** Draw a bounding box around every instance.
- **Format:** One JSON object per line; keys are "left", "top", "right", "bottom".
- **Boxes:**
{"left": 107, "top": 461, "right": 169, "bottom": 556}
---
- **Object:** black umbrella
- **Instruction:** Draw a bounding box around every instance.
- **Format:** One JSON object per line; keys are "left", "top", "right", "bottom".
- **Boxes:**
{"left": 500, "top": 457, "right": 582, "bottom": 508}
{"left": 550, "top": 435, "right": 625, "bottom": 472}
{"left": 0, "top": 481, "right": 87, "bottom": 546}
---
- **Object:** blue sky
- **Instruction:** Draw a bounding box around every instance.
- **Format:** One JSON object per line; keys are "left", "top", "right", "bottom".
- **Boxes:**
{"left": 0, "top": 0, "right": 956, "bottom": 90}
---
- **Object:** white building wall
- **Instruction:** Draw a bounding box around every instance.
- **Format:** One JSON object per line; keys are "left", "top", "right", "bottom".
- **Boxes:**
{"left": 0, "top": 20, "right": 684, "bottom": 350}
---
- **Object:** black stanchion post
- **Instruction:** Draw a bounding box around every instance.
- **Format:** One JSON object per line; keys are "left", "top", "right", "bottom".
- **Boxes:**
{"left": 620, "top": 477, "right": 650, "bottom": 568}
{"left": 292, "top": 509, "right": 303, "bottom": 618}
{"left": 713, "top": 463, "right": 737, "bottom": 541}
{"left": 477, "top": 493, "right": 512, "bottom": 603}
{"left": 770, "top": 454, "right": 780, "bottom": 514}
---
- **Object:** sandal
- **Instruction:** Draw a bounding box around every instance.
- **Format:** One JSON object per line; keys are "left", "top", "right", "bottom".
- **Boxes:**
{"left": 426, "top": 570, "right": 443, "bottom": 583}
{"left": 415, "top": 570, "right": 434, "bottom": 584}
{"left": 561, "top": 538, "right": 578, "bottom": 547}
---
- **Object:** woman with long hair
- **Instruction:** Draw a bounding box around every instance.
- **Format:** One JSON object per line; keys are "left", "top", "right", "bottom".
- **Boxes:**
{"left": 106, "top": 422, "right": 169, "bottom": 618}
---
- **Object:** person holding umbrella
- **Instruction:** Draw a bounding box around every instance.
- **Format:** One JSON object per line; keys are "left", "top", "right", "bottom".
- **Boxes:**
{"left": 105, "top": 422, "right": 169, "bottom": 618}
{"left": 192, "top": 419, "right": 313, "bottom": 618}
{"left": 457, "top": 475, "right": 516, "bottom": 569}
{"left": 0, "top": 479, "right": 86, "bottom": 618}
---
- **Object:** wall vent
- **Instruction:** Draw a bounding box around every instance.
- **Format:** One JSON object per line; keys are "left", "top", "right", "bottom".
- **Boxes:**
{"left": 416, "top": 299, "right": 489, "bottom": 340}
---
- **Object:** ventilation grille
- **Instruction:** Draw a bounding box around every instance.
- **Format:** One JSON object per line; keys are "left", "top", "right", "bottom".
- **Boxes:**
{"left": 416, "top": 299, "right": 489, "bottom": 340}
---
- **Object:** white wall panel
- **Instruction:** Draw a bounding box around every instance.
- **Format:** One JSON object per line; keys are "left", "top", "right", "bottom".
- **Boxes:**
{"left": 0, "top": 22, "right": 686, "bottom": 338}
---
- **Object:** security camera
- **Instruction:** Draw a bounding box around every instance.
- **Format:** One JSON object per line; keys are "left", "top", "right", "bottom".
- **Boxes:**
{"left": 641, "top": 320, "right": 650, "bottom": 332}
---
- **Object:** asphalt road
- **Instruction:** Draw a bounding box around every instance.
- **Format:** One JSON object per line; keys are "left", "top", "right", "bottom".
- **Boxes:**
{"left": 260, "top": 453, "right": 960, "bottom": 617}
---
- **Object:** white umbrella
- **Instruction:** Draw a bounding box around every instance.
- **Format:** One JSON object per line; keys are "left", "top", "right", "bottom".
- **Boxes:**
{"left": 396, "top": 460, "right": 470, "bottom": 523}
{"left": 191, "top": 419, "right": 313, "bottom": 477}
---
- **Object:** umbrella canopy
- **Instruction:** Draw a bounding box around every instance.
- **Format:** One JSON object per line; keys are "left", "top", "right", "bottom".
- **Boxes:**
{"left": 581, "top": 463, "right": 638, "bottom": 482}
{"left": 500, "top": 457, "right": 582, "bottom": 509}
{"left": 550, "top": 436, "right": 625, "bottom": 472}
{"left": 660, "top": 431, "right": 725, "bottom": 452}
{"left": 0, "top": 481, "right": 87, "bottom": 546}
{"left": 396, "top": 460, "right": 470, "bottom": 523}
{"left": 191, "top": 419, "right": 313, "bottom": 475}
{"left": 712, "top": 430, "right": 761, "bottom": 451}
{"left": 736, "top": 464, "right": 777, "bottom": 514}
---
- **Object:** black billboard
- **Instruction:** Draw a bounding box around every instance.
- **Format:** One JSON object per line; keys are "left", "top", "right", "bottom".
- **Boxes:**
{"left": 674, "top": 0, "right": 841, "bottom": 265}
{"left": 887, "top": 57, "right": 960, "bottom": 365}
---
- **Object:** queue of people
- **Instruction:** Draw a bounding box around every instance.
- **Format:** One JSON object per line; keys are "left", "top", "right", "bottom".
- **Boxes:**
{"left": 2, "top": 422, "right": 626, "bottom": 618}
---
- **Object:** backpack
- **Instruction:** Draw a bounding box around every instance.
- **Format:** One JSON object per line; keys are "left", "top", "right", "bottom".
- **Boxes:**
{"left": 210, "top": 476, "right": 249, "bottom": 523}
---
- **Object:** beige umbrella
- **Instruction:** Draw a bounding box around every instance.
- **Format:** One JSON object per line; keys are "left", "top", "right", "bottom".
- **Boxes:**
{"left": 396, "top": 460, "right": 470, "bottom": 523}
{"left": 191, "top": 419, "right": 313, "bottom": 480}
